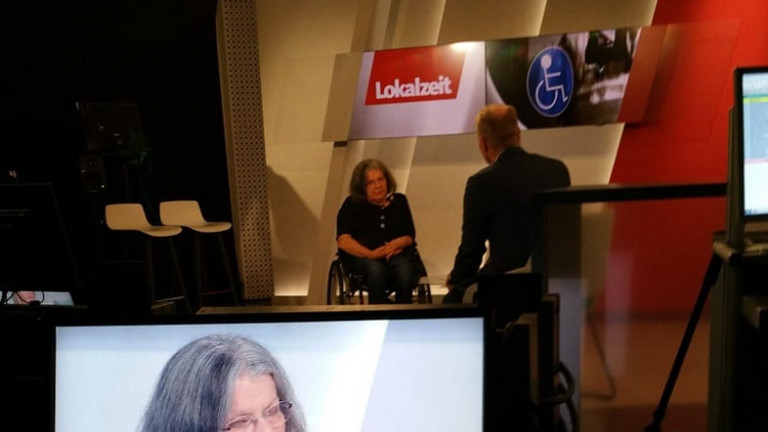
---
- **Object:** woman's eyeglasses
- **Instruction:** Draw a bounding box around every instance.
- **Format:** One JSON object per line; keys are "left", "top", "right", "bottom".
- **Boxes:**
{"left": 222, "top": 400, "right": 292, "bottom": 431}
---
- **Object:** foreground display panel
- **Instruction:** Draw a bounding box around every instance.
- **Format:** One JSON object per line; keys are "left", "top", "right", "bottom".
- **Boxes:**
{"left": 54, "top": 308, "right": 484, "bottom": 432}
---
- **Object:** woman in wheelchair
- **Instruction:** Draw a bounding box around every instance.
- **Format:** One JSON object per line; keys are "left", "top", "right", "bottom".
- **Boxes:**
{"left": 336, "top": 159, "right": 420, "bottom": 304}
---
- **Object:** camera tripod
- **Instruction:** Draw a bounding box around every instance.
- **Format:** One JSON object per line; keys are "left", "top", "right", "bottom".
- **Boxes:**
{"left": 642, "top": 241, "right": 739, "bottom": 432}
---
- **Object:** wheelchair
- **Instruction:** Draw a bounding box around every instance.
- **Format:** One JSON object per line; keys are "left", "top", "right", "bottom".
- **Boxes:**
{"left": 326, "top": 250, "right": 432, "bottom": 305}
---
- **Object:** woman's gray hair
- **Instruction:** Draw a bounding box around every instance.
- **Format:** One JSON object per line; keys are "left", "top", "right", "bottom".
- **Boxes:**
{"left": 348, "top": 158, "right": 397, "bottom": 203}
{"left": 138, "top": 334, "right": 306, "bottom": 432}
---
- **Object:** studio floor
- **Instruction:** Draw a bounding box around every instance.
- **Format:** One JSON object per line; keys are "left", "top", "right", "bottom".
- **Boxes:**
{"left": 579, "top": 313, "right": 709, "bottom": 432}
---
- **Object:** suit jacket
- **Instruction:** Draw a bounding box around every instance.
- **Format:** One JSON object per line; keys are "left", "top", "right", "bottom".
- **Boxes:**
{"left": 448, "top": 146, "right": 570, "bottom": 288}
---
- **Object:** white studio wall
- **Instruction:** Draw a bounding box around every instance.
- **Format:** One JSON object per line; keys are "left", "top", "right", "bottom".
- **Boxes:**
{"left": 257, "top": 0, "right": 361, "bottom": 298}
{"left": 540, "top": 0, "right": 657, "bottom": 35}
{"left": 255, "top": 0, "right": 656, "bottom": 302}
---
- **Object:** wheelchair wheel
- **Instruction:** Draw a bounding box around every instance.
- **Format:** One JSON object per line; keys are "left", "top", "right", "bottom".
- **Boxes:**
{"left": 415, "top": 280, "right": 432, "bottom": 304}
{"left": 326, "top": 259, "right": 348, "bottom": 305}
{"left": 415, "top": 256, "right": 433, "bottom": 304}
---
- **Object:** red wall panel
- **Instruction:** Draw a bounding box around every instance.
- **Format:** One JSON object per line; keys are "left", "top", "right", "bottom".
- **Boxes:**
{"left": 603, "top": 0, "right": 768, "bottom": 314}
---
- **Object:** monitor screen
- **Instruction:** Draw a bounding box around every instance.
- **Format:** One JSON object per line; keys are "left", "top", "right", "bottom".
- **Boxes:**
{"left": 5, "top": 291, "right": 74, "bottom": 306}
{"left": 54, "top": 308, "right": 485, "bottom": 432}
{"left": 735, "top": 66, "right": 768, "bottom": 221}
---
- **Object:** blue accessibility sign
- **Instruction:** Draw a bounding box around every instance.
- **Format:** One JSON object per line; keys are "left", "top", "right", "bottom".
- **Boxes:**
{"left": 526, "top": 46, "right": 574, "bottom": 118}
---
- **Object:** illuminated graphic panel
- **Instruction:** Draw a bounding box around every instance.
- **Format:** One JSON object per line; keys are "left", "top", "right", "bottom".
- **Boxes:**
{"left": 486, "top": 28, "right": 640, "bottom": 129}
{"left": 348, "top": 42, "right": 486, "bottom": 140}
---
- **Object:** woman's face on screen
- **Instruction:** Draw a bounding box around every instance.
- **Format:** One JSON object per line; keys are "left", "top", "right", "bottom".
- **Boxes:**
{"left": 224, "top": 374, "right": 286, "bottom": 432}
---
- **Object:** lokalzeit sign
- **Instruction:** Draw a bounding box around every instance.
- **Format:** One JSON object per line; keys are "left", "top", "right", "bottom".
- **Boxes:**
{"left": 364, "top": 45, "right": 466, "bottom": 105}
{"left": 347, "top": 41, "right": 486, "bottom": 140}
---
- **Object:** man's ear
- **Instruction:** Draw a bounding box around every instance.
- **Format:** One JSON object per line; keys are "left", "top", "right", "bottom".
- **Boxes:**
{"left": 478, "top": 136, "right": 492, "bottom": 163}
{"left": 478, "top": 136, "right": 488, "bottom": 153}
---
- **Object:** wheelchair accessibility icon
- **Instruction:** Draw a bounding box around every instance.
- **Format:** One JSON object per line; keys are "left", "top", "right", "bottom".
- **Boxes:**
{"left": 526, "top": 46, "right": 574, "bottom": 118}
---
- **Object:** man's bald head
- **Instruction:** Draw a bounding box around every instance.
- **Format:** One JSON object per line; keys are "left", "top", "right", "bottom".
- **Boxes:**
{"left": 475, "top": 104, "right": 521, "bottom": 152}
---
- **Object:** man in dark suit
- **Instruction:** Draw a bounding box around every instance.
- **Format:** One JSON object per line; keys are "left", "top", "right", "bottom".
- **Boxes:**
{"left": 443, "top": 104, "right": 571, "bottom": 303}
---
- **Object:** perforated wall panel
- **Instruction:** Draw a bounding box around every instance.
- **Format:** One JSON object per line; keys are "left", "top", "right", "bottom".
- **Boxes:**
{"left": 217, "top": 0, "right": 273, "bottom": 300}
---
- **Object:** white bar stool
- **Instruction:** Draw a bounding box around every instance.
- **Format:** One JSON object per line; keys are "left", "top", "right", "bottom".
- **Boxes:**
{"left": 159, "top": 200, "right": 241, "bottom": 307}
{"left": 104, "top": 203, "right": 192, "bottom": 314}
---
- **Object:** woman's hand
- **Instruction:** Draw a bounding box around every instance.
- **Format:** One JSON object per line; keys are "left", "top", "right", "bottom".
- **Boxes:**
{"left": 338, "top": 234, "right": 413, "bottom": 261}
{"left": 367, "top": 245, "right": 389, "bottom": 260}
{"left": 381, "top": 236, "right": 413, "bottom": 260}
{"left": 338, "top": 234, "right": 378, "bottom": 259}
{"left": 380, "top": 243, "right": 401, "bottom": 260}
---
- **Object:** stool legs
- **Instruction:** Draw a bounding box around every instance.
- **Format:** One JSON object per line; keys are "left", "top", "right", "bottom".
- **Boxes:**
{"left": 168, "top": 238, "right": 192, "bottom": 313}
{"left": 145, "top": 236, "right": 191, "bottom": 314}
{"left": 194, "top": 235, "right": 205, "bottom": 307}
{"left": 144, "top": 237, "right": 157, "bottom": 308}
{"left": 193, "top": 232, "right": 240, "bottom": 307}
{"left": 216, "top": 233, "right": 241, "bottom": 305}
